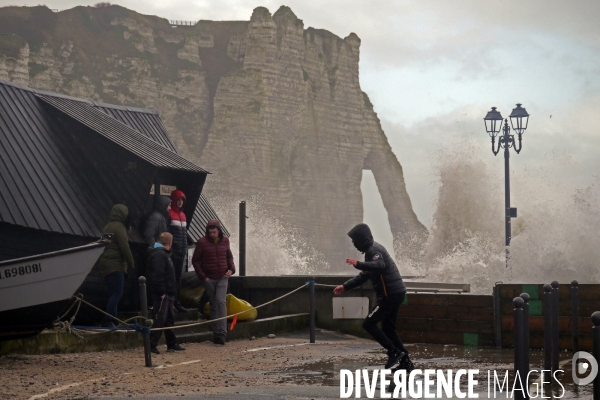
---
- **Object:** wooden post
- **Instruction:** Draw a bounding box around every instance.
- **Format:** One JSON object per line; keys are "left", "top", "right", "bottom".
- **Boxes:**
{"left": 309, "top": 277, "right": 315, "bottom": 344}
{"left": 239, "top": 201, "right": 246, "bottom": 277}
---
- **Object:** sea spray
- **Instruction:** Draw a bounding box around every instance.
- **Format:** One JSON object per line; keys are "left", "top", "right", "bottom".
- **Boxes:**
{"left": 206, "top": 139, "right": 600, "bottom": 293}
{"left": 401, "top": 139, "right": 600, "bottom": 294}
{"left": 210, "top": 196, "right": 330, "bottom": 275}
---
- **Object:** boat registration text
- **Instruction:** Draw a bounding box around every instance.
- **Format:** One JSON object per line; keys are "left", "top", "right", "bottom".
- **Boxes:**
{"left": 0, "top": 263, "right": 42, "bottom": 280}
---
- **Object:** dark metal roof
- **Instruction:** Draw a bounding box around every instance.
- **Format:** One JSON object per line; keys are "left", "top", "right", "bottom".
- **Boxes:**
{"left": 89, "top": 103, "right": 230, "bottom": 239}
{"left": 36, "top": 93, "right": 208, "bottom": 174}
{"left": 188, "top": 193, "right": 231, "bottom": 240}
{"left": 0, "top": 79, "right": 227, "bottom": 242}
{"left": 93, "top": 102, "right": 177, "bottom": 152}
{"left": 0, "top": 81, "right": 106, "bottom": 236}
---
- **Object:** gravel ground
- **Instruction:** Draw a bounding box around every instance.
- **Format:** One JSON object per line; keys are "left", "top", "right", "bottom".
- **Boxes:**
{"left": 0, "top": 330, "right": 384, "bottom": 400}
{"left": 0, "top": 330, "right": 588, "bottom": 399}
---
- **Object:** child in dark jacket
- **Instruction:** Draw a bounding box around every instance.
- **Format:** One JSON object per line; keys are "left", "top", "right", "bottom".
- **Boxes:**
{"left": 147, "top": 232, "right": 185, "bottom": 354}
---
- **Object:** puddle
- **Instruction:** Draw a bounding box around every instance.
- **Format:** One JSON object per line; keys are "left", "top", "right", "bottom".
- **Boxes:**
{"left": 271, "top": 343, "right": 594, "bottom": 398}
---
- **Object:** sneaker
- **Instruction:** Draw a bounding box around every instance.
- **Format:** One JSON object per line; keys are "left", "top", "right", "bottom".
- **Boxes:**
{"left": 174, "top": 302, "right": 187, "bottom": 313}
{"left": 213, "top": 337, "right": 226, "bottom": 345}
{"left": 100, "top": 321, "right": 117, "bottom": 329}
{"left": 398, "top": 355, "right": 415, "bottom": 373}
{"left": 150, "top": 346, "right": 160, "bottom": 355}
{"left": 385, "top": 349, "right": 404, "bottom": 369}
{"left": 167, "top": 344, "right": 186, "bottom": 352}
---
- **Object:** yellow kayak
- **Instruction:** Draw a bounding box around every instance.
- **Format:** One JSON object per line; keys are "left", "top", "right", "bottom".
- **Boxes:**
{"left": 203, "top": 293, "right": 258, "bottom": 321}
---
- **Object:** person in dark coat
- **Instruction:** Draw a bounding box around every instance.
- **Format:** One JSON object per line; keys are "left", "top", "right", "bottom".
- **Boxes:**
{"left": 333, "top": 223, "right": 413, "bottom": 371}
{"left": 143, "top": 196, "right": 172, "bottom": 248}
{"left": 98, "top": 204, "right": 135, "bottom": 328}
{"left": 191, "top": 220, "right": 235, "bottom": 344}
{"left": 147, "top": 232, "right": 185, "bottom": 354}
{"left": 168, "top": 189, "right": 188, "bottom": 312}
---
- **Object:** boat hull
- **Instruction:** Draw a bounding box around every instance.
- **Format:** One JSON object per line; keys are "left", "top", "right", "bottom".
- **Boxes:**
{"left": 0, "top": 299, "right": 75, "bottom": 340}
{"left": 0, "top": 242, "right": 107, "bottom": 339}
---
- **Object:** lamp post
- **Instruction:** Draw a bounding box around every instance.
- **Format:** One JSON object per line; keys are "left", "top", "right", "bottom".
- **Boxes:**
{"left": 483, "top": 104, "right": 530, "bottom": 268}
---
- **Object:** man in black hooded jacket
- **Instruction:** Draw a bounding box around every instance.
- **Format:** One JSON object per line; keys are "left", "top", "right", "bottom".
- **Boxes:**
{"left": 147, "top": 232, "right": 185, "bottom": 354}
{"left": 333, "top": 223, "right": 414, "bottom": 371}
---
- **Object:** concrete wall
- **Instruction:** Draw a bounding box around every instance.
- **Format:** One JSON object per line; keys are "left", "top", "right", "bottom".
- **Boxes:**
{"left": 228, "top": 276, "right": 495, "bottom": 346}
{"left": 229, "top": 276, "right": 376, "bottom": 339}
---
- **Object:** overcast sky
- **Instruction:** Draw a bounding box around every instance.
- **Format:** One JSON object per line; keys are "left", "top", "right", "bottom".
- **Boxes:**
{"left": 3, "top": 0, "right": 599, "bottom": 250}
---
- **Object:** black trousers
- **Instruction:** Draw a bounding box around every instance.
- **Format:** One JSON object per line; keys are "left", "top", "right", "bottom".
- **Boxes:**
{"left": 171, "top": 253, "right": 185, "bottom": 302}
{"left": 150, "top": 295, "right": 177, "bottom": 348}
{"left": 362, "top": 293, "right": 408, "bottom": 355}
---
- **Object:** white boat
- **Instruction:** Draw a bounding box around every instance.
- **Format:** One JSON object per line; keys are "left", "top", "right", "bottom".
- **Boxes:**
{"left": 0, "top": 239, "right": 109, "bottom": 340}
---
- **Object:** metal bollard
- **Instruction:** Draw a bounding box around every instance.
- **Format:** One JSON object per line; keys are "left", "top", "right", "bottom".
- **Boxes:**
{"left": 520, "top": 292, "right": 530, "bottom": 382}
{"left": 543, "top": 284, "right": 552, "bottom": 378}
{"left": 572, "top": 280, "right": 579, "bottom": 354}
{"left": 592, "top": 311, "right": 600, "bottom": 400}
{"left": 309, "top": 277, "right": 316, "bottom": 343}
{"left": 138, "top": 276, "right": 152, "bottom": 367}
{"left": 513, "top": 297, "right": 526, "bottom": 400}
{"left": 551, "top": 281, "right": 560, "bottom": 371}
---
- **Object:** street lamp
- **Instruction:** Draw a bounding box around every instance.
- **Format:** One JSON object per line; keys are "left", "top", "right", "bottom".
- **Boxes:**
{"left": 483, "top": 104, "right": 530, "bottom": 268}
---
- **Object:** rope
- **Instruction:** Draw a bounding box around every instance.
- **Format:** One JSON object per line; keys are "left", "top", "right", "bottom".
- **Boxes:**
{"left": 51, "top": 295, "right": 84, "bottom": 338}
{"left": 314, "top": 283, "right": 339, "bottom": 288}
{"left": 76, "top": 296, "right": 154, "bottom": 332}
{"left": 54, "top": 294, "right": 83, "bottom": 322}
{"left": 150, "top": 282, "right": 309, "bottom": 331}
{"left": 49, "top": 295, "right": 153, "bottom": 339}
{"left": 59, "top": 281, "right": 312, "bottom": 335}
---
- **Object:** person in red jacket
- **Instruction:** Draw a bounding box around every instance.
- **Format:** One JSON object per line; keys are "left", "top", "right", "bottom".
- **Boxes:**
{"left": 191, "top": 220, "right": 235, "bottom": 344}
{"left": 168, "top": 190, "right": 188, "bottom": 312}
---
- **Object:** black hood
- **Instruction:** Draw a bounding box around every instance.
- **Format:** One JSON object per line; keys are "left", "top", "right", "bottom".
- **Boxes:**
{"left": 347, "top": 223, "right": 374, "bottom": 253}
{"left": 155, "top": 196, "right": 172, "bottom": 218}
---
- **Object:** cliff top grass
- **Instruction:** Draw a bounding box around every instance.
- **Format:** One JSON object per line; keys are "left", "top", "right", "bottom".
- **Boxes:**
{"left": 0, "top": 5, "right": 249, "bottom": 100}
{"left": 0, "top": 33, "right": 27, "bottom": 59}
{"left": 0, "top": 4, "right": 358, "bottom": 107}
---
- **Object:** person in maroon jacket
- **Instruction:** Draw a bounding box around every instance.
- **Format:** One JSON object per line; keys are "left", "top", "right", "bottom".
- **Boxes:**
{"left": 191, "top": 220, "right": 235, "bottom": 344}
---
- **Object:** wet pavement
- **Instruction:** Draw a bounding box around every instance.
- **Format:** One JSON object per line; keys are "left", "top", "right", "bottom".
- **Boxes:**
{"left": 0, "top": 329, "right": 593, "bottom": 399}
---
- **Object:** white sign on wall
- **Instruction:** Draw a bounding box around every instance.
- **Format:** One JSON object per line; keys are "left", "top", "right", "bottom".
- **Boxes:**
{"left": 332, "top": 297, "right": 370, "bottom": 319}
{"left": 149, "top": 184, "right": 177, "bottom": 196}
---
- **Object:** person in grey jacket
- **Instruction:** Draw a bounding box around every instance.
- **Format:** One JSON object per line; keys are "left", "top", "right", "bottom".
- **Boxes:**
{"left": 143, "top": 196, "right": 172, "bottom": 248}
{"left": 333, "top": 223, "right": 413, "bottom": 372}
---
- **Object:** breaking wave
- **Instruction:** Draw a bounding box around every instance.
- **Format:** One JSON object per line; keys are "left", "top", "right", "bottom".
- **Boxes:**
{"left": 403, "top": 139, "right": 600, "bottom": 294}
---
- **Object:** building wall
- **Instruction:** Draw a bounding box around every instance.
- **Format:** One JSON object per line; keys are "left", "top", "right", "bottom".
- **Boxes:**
{"left": 0, "top": 223, "right": 91, "bottom": 261}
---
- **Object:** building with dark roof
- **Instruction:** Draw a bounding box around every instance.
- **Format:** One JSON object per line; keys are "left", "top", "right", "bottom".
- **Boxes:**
{"left": 0, "top": 79, "right": 227, "bottom": 317}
